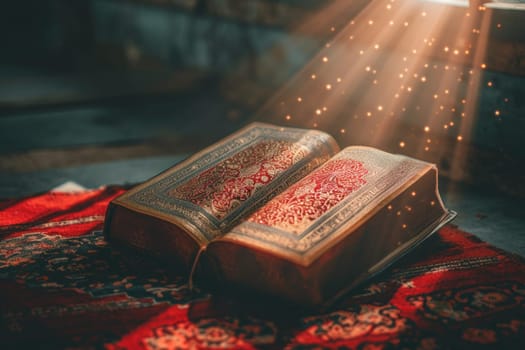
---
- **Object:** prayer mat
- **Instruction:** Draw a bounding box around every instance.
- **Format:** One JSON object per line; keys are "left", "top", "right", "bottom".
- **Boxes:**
{"left": 1, "top": 186, "right": 524, "bottom": 349}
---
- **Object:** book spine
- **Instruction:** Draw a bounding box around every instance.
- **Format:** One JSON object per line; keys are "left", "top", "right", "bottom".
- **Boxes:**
{"left": 103, "top": 202, "right": 116, "bottom": 241}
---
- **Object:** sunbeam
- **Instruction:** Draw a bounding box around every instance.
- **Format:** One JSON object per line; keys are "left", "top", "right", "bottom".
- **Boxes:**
{"left": 253, "top": 0, "right": 496, "bottom": 182}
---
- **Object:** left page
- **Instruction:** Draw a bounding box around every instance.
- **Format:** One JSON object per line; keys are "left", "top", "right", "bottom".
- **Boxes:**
{"left": 104, "top": 122, "right": 339, "bottom": 269}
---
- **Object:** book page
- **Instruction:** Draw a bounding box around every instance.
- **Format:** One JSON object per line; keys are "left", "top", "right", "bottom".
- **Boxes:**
{"left": 112, "top": 123, "right": 339, "bottom": 244}
{"left": 223, "top": 146, "right": 440, "bottom": 263}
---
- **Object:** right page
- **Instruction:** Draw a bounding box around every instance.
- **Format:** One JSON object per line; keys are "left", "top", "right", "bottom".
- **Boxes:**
{"left": 208, "top": 146, "right": 454, "bottom": 306}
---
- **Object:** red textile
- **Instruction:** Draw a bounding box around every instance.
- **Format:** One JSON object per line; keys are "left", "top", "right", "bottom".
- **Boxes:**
{"left": 1, "top": 187, "right": 524, "bottom": 349}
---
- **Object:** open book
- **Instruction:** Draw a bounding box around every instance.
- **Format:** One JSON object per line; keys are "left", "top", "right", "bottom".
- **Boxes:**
{"left": 104, "top": 122, "right": 455, "bottom": 307}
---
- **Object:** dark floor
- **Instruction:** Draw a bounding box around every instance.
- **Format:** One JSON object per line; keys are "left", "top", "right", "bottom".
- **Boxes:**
{"left": 0, "top": 73, "right": 523, "bottom": 258}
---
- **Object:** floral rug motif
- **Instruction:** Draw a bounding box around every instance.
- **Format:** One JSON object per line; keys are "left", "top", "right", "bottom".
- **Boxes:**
{"left": 1, "top": 186, "right": 524, "bottom": 349}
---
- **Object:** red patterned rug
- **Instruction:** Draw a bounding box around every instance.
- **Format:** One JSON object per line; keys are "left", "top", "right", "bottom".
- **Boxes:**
{"left": 1, "top": 186, "right": 524, "bottom": 349}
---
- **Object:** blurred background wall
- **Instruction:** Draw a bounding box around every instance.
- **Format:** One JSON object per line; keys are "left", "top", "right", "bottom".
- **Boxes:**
{"left": 0, "top": 0, "right": 524, "bottom": 197}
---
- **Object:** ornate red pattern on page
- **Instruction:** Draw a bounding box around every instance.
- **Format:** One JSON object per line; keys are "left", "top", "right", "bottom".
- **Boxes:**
{"left": 169, "top": 140, "right": 308, "bottom": 220}
{"left": 249, "top": 159, "right": 368, "bottom": 234}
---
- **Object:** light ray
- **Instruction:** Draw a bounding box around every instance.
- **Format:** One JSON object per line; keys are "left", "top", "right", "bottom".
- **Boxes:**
{"left": 252, "top": 0, "right": 492, "bottom": 180}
